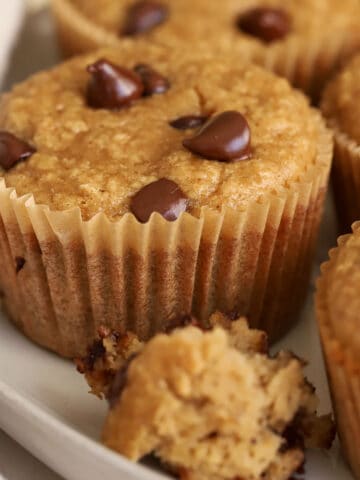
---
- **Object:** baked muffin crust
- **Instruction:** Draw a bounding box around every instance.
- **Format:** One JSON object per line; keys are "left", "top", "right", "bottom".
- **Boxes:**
{"left": 320, "top": 226, "right": 360, "bottom": 360}
{"left": 0, "top": 42, "right": 326, "bottom": 221}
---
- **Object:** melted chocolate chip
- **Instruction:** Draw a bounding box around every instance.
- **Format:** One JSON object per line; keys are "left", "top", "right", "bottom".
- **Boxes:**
{"left": 183, "top": 111, "right": 251, "bottom": 162}
{"left": 237, "top": 7, "right": 291, "bottom": 43}
{"left": 169, "top": 115, "right": 208, "bottom": 130}
{"left": 107, "top": 353, "right": 138, "bottom": 408}
{"left": 122, "top": 1, "right": 168, "bottom": 36}
{"left": 15, "top": 257, "right": 26, "bottom": 273}
{"left": 134, "top": 63, "right": 170, "bottom": 96}
{"left": 130, "top": 178, "right": 189, "bottom": 223}
{"left": 0, "top": 132, "right": 35, "bottom": 170}
{"left": 86, "top": 59, "right": 144, "bottom": 109}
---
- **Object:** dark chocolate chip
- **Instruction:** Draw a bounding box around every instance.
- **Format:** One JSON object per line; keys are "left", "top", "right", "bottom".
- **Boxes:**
{"left": 122, "top": 1, "right": 168, "bottom": 36}
{"left": 15, "top": 257, "right": 26, "bottom": 273}
{"left": 107, "top": 353, "right": 138, "bottom": 408}
{"left": 183, "top": 111, "right": 252, "bottom": 162}
{"left": 84, "top": 339, "right": 106, "bottom": 372}
{"left": 237, "top": 7, "right": 291, "bottom": 43}
{"left": 130, "top": 178, "right": 188, "bottom": 223}
{"left": 134, "top": 63, "right": 170, "bottom": 96}
{"left": 86, "top": 59, "right": 144, "bottom": 109}
{"left": 0, "top": 132, "right": 35, "bottom": 170}
{"left": 169, "top": 115, "right": 208, "bottom": 130}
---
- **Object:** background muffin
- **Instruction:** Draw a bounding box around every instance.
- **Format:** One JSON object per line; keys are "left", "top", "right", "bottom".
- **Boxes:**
{"left": 316, "top": 221, "right": 360, "bottom": 479}
{"left": 0, "top": 42, "right": 332, "bottom": 357}
{"left": 322, "top": 54, "right": 360, "bottom": 232}
{"left": 51, "top": 0, "right": 360, "bottom": 99}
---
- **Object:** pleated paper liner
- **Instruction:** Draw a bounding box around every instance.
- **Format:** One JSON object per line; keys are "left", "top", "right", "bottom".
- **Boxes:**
{"left": 259, "top": 32, "right": 360, "bottom": 102}
{"left": 51, "top": 0, "right": 118, "bottom": 57}
{"left": 0, "top": 120, "right": 332, "bottom": 359}
{"left": 316, "top": 222, "right": 360, "bottom": 480}
{"left": 326, "top": 127, "right": 360, "bottom": 233}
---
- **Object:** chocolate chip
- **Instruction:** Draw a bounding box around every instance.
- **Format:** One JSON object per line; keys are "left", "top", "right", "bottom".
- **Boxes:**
{"left": 122, "top": 1, "right": 168, "bottom": 36}
{"left": 15, "top": 257, "right": 26, "bottom": 273}
{"left": 169, "top": 115, "right": 208, "bottom": 130}
{"left": 183, "top": 111, "right": 252, "bottom": 162}
{"left": 0, "top": 132, "right": 35, "bottom": 170}
{"left": 130, "top": 178, "right": 188, "bottom": 223}
{"left": 237, "top": 7, "right": 291, "bottom": 43}
{"left": 134, "top": 63, "right": 170, "bottom": 96}
{"left": 107, "top": 353, "right": 138, "bottom": 408}
{"left": 86, "top": 59, "right": 144, "bottom": 109}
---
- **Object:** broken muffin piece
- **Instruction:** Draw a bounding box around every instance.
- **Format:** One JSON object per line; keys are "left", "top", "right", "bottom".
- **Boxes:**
{"left": 76, "top": 312, "right": 267, "bottom": 400}
{"left": 82, "top": 317, "right": 334, "bottom": 480}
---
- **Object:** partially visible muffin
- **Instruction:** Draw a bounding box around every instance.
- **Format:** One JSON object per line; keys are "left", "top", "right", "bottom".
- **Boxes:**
{"left": 316, "top": 222, "right": 360, "bottom": 479}
{"left": 82, "top": 316, "right": 334, "bottom": 480}
{"left": 322, "top": 54, "right": 360, "bottom": 232}
{"left": 51, "top": 0, "right": 360, "bottom": 98}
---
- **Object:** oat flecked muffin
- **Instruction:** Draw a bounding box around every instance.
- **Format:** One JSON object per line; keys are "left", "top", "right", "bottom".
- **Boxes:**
{"left": 316, "top": 222, "right": 360, "bottom": 479}
{"left": 81, "top": 315, "right": 335, "bottom": 480}
{"left": 51, "top": 0, "right": 360, "bottom": 99}
{"left": 0, "top": 42, "right": 332, "bottom": 357}
{"left": 322, "top": 54, "right": 360, "bottom": 232}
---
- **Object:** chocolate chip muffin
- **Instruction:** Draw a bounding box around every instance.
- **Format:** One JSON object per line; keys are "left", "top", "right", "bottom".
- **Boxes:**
{"left": 316, "top": 222, "right": 360, "bottom": 480}
{"left": 322, "top": 54, "right": 360, "bottom": 232}
{"left": 51, "top": 0, "right": 360, "bottom": 99}
{"left": 85, "top": 318, "right": 334, "bottom": 480}
{"left": 0, "top": 42, "right": 332, "bottom": 357}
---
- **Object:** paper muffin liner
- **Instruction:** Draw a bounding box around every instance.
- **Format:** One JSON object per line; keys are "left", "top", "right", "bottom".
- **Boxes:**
{"left": 0, "top": 122, "right": 332, "bottom": 358}
{"left": 253, "top": 32, "right": 360, "bottom": 102}
{"left": 316, "top": 222, "right": 360, "bottom": 479}
{"left": 326, "top": 128, "right": 360, "bottom": 233}
{"left": 51, "top": 0, "right": 126, "bottom": 57}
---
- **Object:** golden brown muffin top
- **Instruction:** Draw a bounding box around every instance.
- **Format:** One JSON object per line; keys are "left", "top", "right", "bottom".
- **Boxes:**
{"left": 320, "top": 224, "right": 360, "bottom": 360}
{"left": 69, "top": 0, "right": 360, "bottom": 52}
{"left": 0, "top": 42, "right": 328, "bottom": 221}
{"left": 322, "top": 54, "right": 360, "bottom": 144}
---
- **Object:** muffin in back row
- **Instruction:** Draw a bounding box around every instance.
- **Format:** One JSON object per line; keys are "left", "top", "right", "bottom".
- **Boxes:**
{"left": 0, "top": 42, "right": 332, "bottom": 357}
{"left": 51, "top": 0, "right": 360, "bottom": 99}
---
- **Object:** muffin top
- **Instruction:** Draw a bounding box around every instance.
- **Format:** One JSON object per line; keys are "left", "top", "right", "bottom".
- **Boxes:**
{"left": 68, "top": 0, "right": 360, "bottom": 52}
{"left": 0, "top": 42, "right": 329, "bottom": 221}
{"left": 322, "top": 54, "right": 360, "bottom": 144}
{"left": 320, "top": 224, "right": 360, "bottom": 360}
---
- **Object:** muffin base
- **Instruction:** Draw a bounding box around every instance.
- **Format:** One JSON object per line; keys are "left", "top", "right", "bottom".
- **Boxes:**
{"left": 316, "top": 225, "right": 360, "bottom": 480}
{"left": 0, "top": 170, "right": 328, "bottom": 358}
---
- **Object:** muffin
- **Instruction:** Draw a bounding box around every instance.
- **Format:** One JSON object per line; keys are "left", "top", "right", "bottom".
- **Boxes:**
{"left": 316, "top": 222, "right": 360, "bottom": 479}
{"left": 79, "top": 316, "right": 335, "bottom": 480}
{"left": 51, "top": 0, "right": 360, "bottom": 99}
{"left": 0, "top": 42, "right": 332, "bottom": 358}
{"left": 322, "top": 54, "right": 360, "bottom": 232}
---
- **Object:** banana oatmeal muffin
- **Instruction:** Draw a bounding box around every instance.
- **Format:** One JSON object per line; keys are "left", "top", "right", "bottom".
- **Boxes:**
{"left": 51, "top": 0, "right": 360, "bottom": 99}
{"left": 316, "top": 222, "right": 360, "bottom": 479}
{"left": 79, "top": 314, "right": 334, "bottom": 480}
{"left": 322, "top": 54, "right": 360, "bottom": 232}
{"left": 0, "top": 42, "right": 332, "bottom": 357}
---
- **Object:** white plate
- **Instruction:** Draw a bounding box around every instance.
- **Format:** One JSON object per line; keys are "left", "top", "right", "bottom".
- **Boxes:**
{"left": 0, "top": 196, "right": 356, "bottom": 480}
